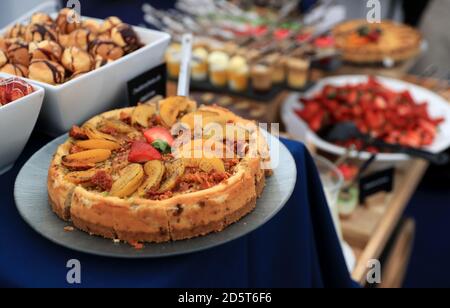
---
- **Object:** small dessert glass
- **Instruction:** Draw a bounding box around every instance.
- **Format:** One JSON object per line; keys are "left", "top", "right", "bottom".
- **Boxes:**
{"left": 313, "top": 155, "right": 344, "bottom": 241}
{"left": 251, "top": 64, "right": 273, "bottom": 92}
{"left": 287, "top": 58, "right": 310, "bottom": 89}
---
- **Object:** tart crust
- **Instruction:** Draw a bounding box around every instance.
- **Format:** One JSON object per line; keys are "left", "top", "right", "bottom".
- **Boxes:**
{"left": 48, "top": 104, "right": 271, "bottom": 244}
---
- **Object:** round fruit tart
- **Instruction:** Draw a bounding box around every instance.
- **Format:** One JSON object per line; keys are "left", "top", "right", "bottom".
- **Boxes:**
{"left": 48, "top": 96, "right": 272, "bottom": 246}
{"left": 333, "top": 20, "right": 422, "bottom": 64}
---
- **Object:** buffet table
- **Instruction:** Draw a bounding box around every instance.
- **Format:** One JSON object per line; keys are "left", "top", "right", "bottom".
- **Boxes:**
{"left": 0, "top": 133, "right": 356, "bottom": 288}
{"left": 0, "top": 0, "right": 447, "bottom": 290}
{"left": 169, "top": 73, "right": 450, "bottom": 288}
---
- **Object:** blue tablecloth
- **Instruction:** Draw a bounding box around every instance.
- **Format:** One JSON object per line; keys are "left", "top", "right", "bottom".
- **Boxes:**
{"left": 0, "top": 133, "right": 356, "bottom": 288}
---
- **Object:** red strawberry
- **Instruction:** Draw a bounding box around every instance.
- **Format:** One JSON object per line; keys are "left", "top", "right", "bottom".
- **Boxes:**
{"left": 144, "top": 127, "right": 174, "bottom": 147}
{"left": 128, "top": 141, "right": 162, "bottom": 163}
{"left": 367, "top": 31, "right": 381, "bottom": 42}
{"left": 347, "top": 90, "right": 358, "bottom": 105}
{"left": 400, "top": 130, "right": 422, "bottom": 148}
{"left": 374, "top": 96, "right": 387, "bottom": 109}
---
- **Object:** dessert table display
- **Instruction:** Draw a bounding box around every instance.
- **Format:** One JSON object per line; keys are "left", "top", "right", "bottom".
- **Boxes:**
{"left": 1, "top": 0, "right": 448, "bottom": 289}
{"left": 0, "top": 2, "right": 356, "bottom": 288}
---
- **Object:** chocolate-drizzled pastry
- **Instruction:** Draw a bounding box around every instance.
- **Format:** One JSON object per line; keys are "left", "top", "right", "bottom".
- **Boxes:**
{"left": 24, "top": 23, "right": 58, "bottom": 43}
{"left": 29, "top": 60, "right": 65, "bottom": 85}
{"left": 69, "top": 71, "right": 87, "bottom": 81}
{"left": 82, "top": 20, "right": 101, "bottom": 34}
{"left": 29, "top": 40, "right": 63, "bottom": 62}
{"left": 7, "top": 42, "right": 30, "bottom": 67}
{"left": 5, "top": 24, "right": 25, "bottom": 39}
{"left": 68, "top": 29, "right": 96, "bottom": 50}
{"left": 94, "top": 55, "right": 112, "bottom": 69}
{"left": 30, "top": 12, "right": 54, "bottom": 26}
{"left": 58, "top": 34, "right": 70, "bottom": 48}
{"left": 111, "top": 23, "right": 141, "bottom": 53}
{"left": 62, "top": 46, "right": 93, "bottom": 73}
{"left": 0, "top": 37, "right": 7, "bottom": 52}
{"left": 100, "top": 17, "right": 122, "bottom": 34}
{"left": 55, "top": 8, "right": 81, "bottom": 34}
{"left": 4, "top": 37, "right": 24, "bottom": 47}
{"left": 97, "top": 32, "right": 111, "bottom": 41}
{"left": 2, "top": 9, "right": 143, "bottom": 86}
{"left": 0, "top": 63, "right": 28, "bottom": 77}
{"left": 0, "top": 50, "right": 8, "bottom": 67}
{"left": 89, "top": 39, "right": 124, "bottom": 60}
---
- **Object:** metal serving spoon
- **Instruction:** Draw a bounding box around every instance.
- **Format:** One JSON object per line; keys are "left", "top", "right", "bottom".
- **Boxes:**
{"left": 320, "top": 122, "right": 449, "bottom": 165}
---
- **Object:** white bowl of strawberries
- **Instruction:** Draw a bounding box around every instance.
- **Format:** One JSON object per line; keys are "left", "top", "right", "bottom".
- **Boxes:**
{"left": 282, "top": 75, "right": 450, "bottom": 163}
{"left": 0, "top": 73, "right": 44, "bottom": 174}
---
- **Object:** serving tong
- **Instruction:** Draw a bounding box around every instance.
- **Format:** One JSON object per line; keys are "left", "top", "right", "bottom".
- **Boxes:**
{"left": 320, "top": 122, "right": 449, "bottom": 166}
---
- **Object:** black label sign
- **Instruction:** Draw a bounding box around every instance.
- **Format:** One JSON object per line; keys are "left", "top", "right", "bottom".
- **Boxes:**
{"left": 127, "top": 63, "right": 167, "bottom": 106}
{"left": 359, "top": 167, "right": 395, "bottom": 204}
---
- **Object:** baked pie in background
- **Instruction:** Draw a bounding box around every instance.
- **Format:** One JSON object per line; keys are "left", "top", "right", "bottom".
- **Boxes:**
{"left": 333, "top": 20, "right": 422, "bottom": 64}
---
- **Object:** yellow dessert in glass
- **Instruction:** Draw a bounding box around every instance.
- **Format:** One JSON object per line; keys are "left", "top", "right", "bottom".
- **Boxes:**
{"left": 191, "top": 47, "right": 209, "bottom": 81}
{"left": 208, "top": 51, "right": 229, "bottom": 87}
{"left": 287, "top": 58, "right": 310, "bottom": 89}
{"left": 251, "top": 64, "right": 273, "bottom": 92}
{"left": 265, "top": 53, "right": 287, "bottom": 84}
{"left": 227, "top": 56, "right": 249, "bottom": 92}
{"left": 165, "top": 43, "right": 181, "bottom": 79}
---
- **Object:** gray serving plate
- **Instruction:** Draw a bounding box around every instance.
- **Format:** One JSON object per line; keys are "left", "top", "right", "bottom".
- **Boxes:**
{"left": 14, "top": 133, "right": 296, "bottom": 258}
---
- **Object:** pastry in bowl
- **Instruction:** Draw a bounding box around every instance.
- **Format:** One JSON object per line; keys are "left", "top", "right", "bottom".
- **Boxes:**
{"left": 0, "top": 63, "right": 28, "bottom": 77}
{"left": 28, "top": 60, "right": 65, "bottom": 85}
{"left": 90, "top": 40, "right": 124, "bottom": 61}
{"left": 0, "top": 9, "right": 143, "bottom": 85}
{"left": 0, "top": 50, "right": 7, "bottom": 67}
{"left": 7, "top": 42, "right": 30, "bottom": 67}
{"left": 29, "top": 40, "right": 63, "bottom": 62}
{"left": 30, "top": 12, "right": 53, "bottom": 26}
{"left": 61, "top": 47, "right": 94, "bottom": 73}
{"left": 48, "top": 97, "right": 272, "bottom": 246}
{"left": 333, "top": 20, "right": 422, "bottom": 64}
{"left": 4, "top": 24, "right": 25, "bottom": 39}
{"left": 55, "top": 8, "right": 81, "bottom": 34}
{"left": 111, "top": 23, "right": 141, "bottom": 53}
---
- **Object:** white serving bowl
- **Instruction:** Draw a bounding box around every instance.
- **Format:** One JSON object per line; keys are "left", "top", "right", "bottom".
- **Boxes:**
{"left": 282, "top": 75, "right": 450, "bottom": 167}
{"left": 0, "top": 74, "right": 44, "bottom": 175}
{"left": 1, "top": 6, "right": 170, "bottom": 136}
